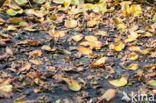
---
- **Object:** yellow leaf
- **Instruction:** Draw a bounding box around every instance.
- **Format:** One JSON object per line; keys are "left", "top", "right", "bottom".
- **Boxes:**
{"left": 87, "top": 20, "right": 98, "bottom": 27}
{"left": 127, "top": 63, "right": 139, "bottom": 70}
{"left": 62, "top": 78, "right": 81, "bottom": 91}
{"left": 109, "top": 77, "right": 128, "bottom": 87}
{"left": 141, "top": 32, "right": 153, "bottom": 37}
{"left": 95, "top": 30, "right": 108, "bottom": 37}
{"left": 88, "top": 41, "right": 103, "bottom": 49}
{"left": 65, "top": 19, "right": 77, "bottom": 28}
{"left": 77, "top": 46, "right": 93, "bottom": 56}
{"left": 98, "top": 89, "right": 116, "bottom": 102}
{"left": 130, "top": 4, "right": 142, "bottom": 16}
{"left": 70, "top": 34, "right": 83, "bottom": 42}
{"left": 141, "top": 48, "right": 153, "bottom": 54}
{"left": 128, "top": 52, "right": 138, "bottom": 60}
{"left": 125, "top": 31, "right": 139, "bottom": 43}
{"left": 148, "top": 80, "right": 156, "bottom": 87}
{"left": 90, "top": 57, "right": 107, "bottom": 67}
{"left": 48, "top": 30, "right": 66, "bottom": 38}
{"left": 85, "top": 36, "right": 98, "bottom": 41}
{"left": 114, "top": 39, "right": 125, "bottom": 51}
{"left": 120, "top": 1, "right": 132, "bottom": 16}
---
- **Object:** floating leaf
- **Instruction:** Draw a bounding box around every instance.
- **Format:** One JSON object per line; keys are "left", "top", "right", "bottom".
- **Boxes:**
{"left": 109, "top": 77, "right": 128, "bottom": 87}
{"left": 78, "top": 46, "right": 93, "bottom": 56}
{"left": 148, "top": 80, "right": 156, "bottom": 87}
{"left": 65, "top": 19, "right": 77, "bottom": 28}
{"left": 127, "top": 63, "right": 139, "bottom": 70}
{"left": 98, "top": 89, "right": 116, "bottom": 102}
{"left": 62, "top": 78, "right": 81, "bottom": 91}
{"left": 90, "top": 57, "right": 107, "bottom": 68}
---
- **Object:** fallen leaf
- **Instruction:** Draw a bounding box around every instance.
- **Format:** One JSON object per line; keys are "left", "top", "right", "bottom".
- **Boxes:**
{"left": 127, "top": 63, "right": 139, "bottom": 70}
{"left": 98, "top": 89, "right": 116, "bottom": 102}
{"left": 29, "top": 59, "right": 43, "bottom": 65}
{"left": 148, "top": 80, "right": 156, "bottom": 87}
{"left": 0, "top": 79, "right": 12, "bottom": 98}
{"left": 41, "top": 45, "right": 51, "bottom": 51}
{"left": 19, "top": 63, "right": 31, "bottom": 72}
{"left": 70, "top": 34, "right": 83, "bottom": 42}
{"left": 49, "top": 30, "right": 66, "bottom": 38}
{"left": 16, "top": 40, "right": 41, "bottom": 46}
{"left": 62, "top": 78, "right": 81, "bottom": 91}
{"left": 114, "top": 39, "right": 125, "bottom": 51}
{"left": 65, "top": 19, "right": 77, "bottom": 28}
{"left": 95, "top": 30, "right": 108, "bottom": 37}
{"left": 109, "top": 77, "right": 128, "bottom": 87}
{"left": 6, "top": 47, "right": 13, "bottom": 56}
{"left": 85, "top": 36, "right": 98, "bottom": 41}
{"left": 29, "top": 50, "right": 42, "bottom": 57}
{"left": 87, "top": 20, "right": 98, "bottom": 27}
{"left": 77, "top": 46, "right": 93, "bottom": 56}
{"left": 128, "top": 52, "right": 138, "bottom": 60}
{"left": 90, "top": 57, "right": 107, "bottom": 68}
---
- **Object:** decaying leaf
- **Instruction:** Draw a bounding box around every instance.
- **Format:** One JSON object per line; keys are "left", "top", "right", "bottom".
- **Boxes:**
{"left": 109, "top": 77, "right": 128, "bottom": 87}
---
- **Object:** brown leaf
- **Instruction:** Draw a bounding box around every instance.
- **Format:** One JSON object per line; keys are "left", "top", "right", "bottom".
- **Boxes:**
{"left": 16, "top": 40, "right": 41, "bottom": 46}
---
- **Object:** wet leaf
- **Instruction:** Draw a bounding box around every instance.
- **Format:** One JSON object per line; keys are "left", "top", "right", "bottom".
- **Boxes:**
{"left": 77, "top": 46, "right": 93, "bottom": 56}
{"left": 127, "top": 63, "right": 139, "bottom": 70}
{"left": 109, "top": 77, "right": 128, "bottom": 87}
{"left": 98, "top": 89, "right": 116, "bottom": 102}
{"left": 65, "top": 19, "right": 77, "bottom": 28}
{"left": 62, "top": 78, "right": 81, "bottom": 91}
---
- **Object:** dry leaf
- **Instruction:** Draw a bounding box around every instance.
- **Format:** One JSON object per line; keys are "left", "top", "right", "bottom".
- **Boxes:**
{"left": 77, "top": 46, "right": 93, "bottom": 56}
{"left": 90, "top": 57, "right": 107, "bottom": 68}
{"left": 19, "top": 63, "right": 31, "bottom": 72}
